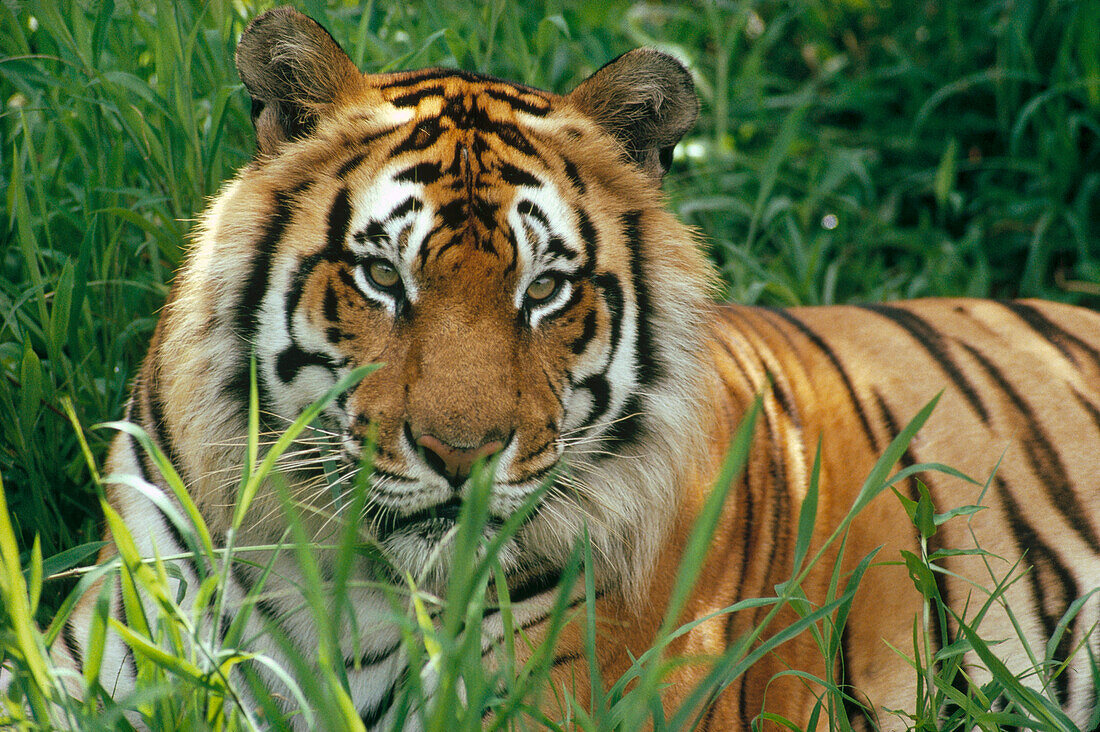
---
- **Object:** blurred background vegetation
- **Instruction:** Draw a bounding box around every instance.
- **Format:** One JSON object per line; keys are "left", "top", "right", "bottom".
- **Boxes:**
{"left": 0, "top": 0, "right": 1097, "bottom": 614}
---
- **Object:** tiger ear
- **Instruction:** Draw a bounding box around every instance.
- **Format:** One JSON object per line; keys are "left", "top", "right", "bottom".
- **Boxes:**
{"left": 567, "top": 49, "right": 699, "bottom": 179}
{"left": 235, "top": 6, "right": 361, "bottom": 155}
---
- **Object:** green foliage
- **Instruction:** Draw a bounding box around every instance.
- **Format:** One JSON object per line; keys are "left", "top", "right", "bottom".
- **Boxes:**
{"left": 0, "top": 0, "right": 1098, "bottom": 729}
{"left": 887, "top": 472, "right": 1097, "bottom": 732}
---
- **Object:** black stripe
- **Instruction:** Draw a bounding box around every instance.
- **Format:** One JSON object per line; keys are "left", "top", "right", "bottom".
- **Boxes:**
{"left": 273, "top": 189, "right": 354, "bottom": 383}
{"left": 385, "top": 66, "right": 548, "bottom": 98}
{"left": 603, "top": 394, "right": 644, "bottom": 447}
{"left": 147, "top": 377, "right": 185, "bottom": 480}
{"left": 544, "top": 236, "right": 576, "bottom": 261}
{"left": 386, "top": 67, "right": 485, "bottom": 85}
{"left": 713, "top": 329, "right": 758, "bottom": 403}
{"left": 323, "top": 284, "right": 339, "bottom": 322}
{"left": 507, "top": 567, "right": 564, "bottom": 605}
{"left": 762, "top": 411, "right": 789, "bottom": 594}
{"left": 768, "top": 374, "right": 800, "bottom": 429}
{"left": 127, "top": 385, "right": 158, "bottom": 486}
{"left": 389, "top": 196, "right": 423, "bottom": 221}
{"left": 561, "top": 157, "right": 586, "bottom": 194}
{"left": 516, "top": 199, "right": 548, "bottom": 226}
{"left": 235, "top": 189, "right": 295, "bottom": 340}
{"left": 393, "top": 117, "right": 444, "bottom": 156}
{"left": 570, "top": 309, "right": 599, "bottom": 355}
{"left": 622, "top": 211, "right": 661, "bottom": 385}
{"left": 1002, "top": 300, "right": 1100, "bottom": 370}
{"left": 481, "top": 87, "right": 550, "bottom": 116}
{"left": 996, "top": 477, "right": 1077, "bottom": 706}
{"left": 576, "top": 374, "right": 611, "bottom": 428}
{"left": 499, "top": 589, "right": 598, "bottom": 639}
{"left": 349, "top": 640, "right": 401, "bottom": 669}
{"left": 389, "top": 84, "right": 444, "bottom": 108}
{"left": 728, "top": 472, "right": 755, "bottom": 616}
{"left": 357, "top": 124, "right": 401, "bottom": 148}
{"left": 575, "top": 207, "right": 598, "bottom": 278}
{"left": 275, "top": 345, "right": 338, "bottom": 383}
{"left": 217, "top": 612, "right": 232, "bottom": 647}
{"left": 359, "top": 676, "right": 399, "bottom": 728}
{"left": 498, "top": 161, "right": 541, "bottom": 188}
{"left": 228, "top": 187, "right": 300, "bottom": 411}
{"left": 767, "top": 308, "right": 880, "bottom": 451}
{"left": 394, "top": 162, "right": 441, "bottom": 185}
{"left": 504, "top": 225, "right": 521, "bottom": 275}
{"left": 960, "top": 342, "right": 1100, "bottom": 553}
{"left": 325, "top": 328, "right": 350, "bottom": 346}
{"left": 340, "top": 269, "right": 386, "bottom": 312}
{"left": 574, "top": 275, "right": 623, "bottom": 430}
{"left": 353, "top": 220, "right": 387, "bottom": 246}
{"left": 527, "top": 285, "right": 582, "bottom": 331}
{"left": 859, "top": 304, "right": 990, "bottom": 425}
{"left": 514, "top": 432, "right": 556, "bottom": 466}
{"left": 546, "top": 280, "right": 584, "bottom": 321}
{"left": 229, "top": 562, "right": 290, "bottom": 639}
{"left": 60, "top": 621, "right": 82, "bottom": 675}
{"left": 549, "top": 651, "right": 582, "bottom": 668}
{"left": 1072, "top": 388, "right": 1100, "bottom": 435}
{"left": 230, "top": 564, "right": 260, "bottom": 607}
{"left": 285, "top": 253, "right": 325, "bottom": 334}
{"left": 872, "top": 390, "right": 920, "bottom": 482}
{"left": 838, "top": 627, "right": 878, "bottom": 730}
{"left": 153, "top": 480, "right": 208, "bottom": 578}
{"left": 437, "top": 198, "right": 469, "bottom": 229}
{"left": 488, "top": 120, "right": 538, "bottom": 157}
{"left": 471, "top": 196, "right": 499, "bottom": 236}
{"left": 336, "top": 152, "right": 367, "bottom": 179}
{"left": 327, "top": 188, "right": 353, "bottom": 253}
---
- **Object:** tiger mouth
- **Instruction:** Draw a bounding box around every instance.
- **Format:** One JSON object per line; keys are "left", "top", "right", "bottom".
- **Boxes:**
{"left": 375, "top": 496, "right": 504, "bottom": 541}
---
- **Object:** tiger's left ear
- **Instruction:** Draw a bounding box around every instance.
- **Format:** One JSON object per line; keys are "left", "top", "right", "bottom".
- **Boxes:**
{"left": 567, "top": 49, "right": 699, "bottom": 179}
{"left": 236, "top": 6, "right": 361, "bottom": 155}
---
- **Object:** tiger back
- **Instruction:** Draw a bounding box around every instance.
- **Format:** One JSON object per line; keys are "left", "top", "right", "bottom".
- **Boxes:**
{"left": 22, "top": 6, "right": 1100, "bottom": 730}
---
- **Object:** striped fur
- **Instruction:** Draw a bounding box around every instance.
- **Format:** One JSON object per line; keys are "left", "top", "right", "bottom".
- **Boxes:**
{"left": 40, "top": 7, "right": 1100, "bottom": 729}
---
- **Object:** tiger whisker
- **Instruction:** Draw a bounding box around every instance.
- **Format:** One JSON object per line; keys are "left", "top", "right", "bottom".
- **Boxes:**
{"left": 558, "top": 410, "right": 646, "bottom": 437}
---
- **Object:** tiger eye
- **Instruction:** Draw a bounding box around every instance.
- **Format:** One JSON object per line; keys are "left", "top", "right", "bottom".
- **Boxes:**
{"left": 526, "top": 274, "right": 559, "bottom": 303}
{"left": 368, "top": 260, "right": 400, "bottom": 289}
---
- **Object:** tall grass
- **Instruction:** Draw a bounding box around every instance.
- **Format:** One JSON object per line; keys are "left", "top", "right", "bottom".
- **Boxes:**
{"left": 0, "top": 381, "right": 1087, "bottom": 729}
{"left": 0, "top": 0, "right": 1097, "bottom": 729}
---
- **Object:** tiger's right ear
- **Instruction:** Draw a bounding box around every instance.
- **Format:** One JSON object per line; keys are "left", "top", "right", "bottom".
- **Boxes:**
{"left": 236, "top": 6, "right": 361, "bottom": 155}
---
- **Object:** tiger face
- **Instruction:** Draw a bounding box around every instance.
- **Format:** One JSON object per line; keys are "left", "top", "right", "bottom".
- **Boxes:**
{"left": 156, "top": 8, "right": 711, "bottom": 595}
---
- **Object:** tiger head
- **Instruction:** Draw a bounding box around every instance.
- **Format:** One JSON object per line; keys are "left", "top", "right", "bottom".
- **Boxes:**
{"left": 153, "top": 7, "right": 714, "bottom": 598}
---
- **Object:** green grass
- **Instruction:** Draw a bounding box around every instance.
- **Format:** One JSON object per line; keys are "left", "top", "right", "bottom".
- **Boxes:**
{"left": 0, "top": 380, "right": 1088, "bottom": 729}
{"left": 0, "top": 0, "right": 1097, "bottom": 729}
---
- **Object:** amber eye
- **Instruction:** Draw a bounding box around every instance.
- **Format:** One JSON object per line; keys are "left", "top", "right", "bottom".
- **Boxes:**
{"left": 367, "top": 260, "right": 401, "bottom": 290}
{"left": 526, "top": 274, "right": 561, "bottom": 303}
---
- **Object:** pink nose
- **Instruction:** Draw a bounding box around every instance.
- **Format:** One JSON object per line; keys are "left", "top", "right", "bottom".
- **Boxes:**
{"left": 415, "top": 433, "right": 505, "bottom": 483}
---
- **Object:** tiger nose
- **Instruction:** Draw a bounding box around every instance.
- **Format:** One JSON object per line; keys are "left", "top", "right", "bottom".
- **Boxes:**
{"left": 415, "top": 433, "right": 505, "bottom": 485}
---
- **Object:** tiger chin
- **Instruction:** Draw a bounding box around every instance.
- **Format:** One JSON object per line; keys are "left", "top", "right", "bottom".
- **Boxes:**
{"left": 23, "top": 6, "right": 1100, "bottom": 731}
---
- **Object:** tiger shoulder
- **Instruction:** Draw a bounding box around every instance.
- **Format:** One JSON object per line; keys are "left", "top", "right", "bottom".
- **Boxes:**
{"left": 7, "top": 5, "right": 1100, "bottom": 730}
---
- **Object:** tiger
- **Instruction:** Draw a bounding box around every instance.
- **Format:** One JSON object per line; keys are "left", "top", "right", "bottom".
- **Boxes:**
{"left": 10, "top": 5, "right": 1100, "bottom": 730}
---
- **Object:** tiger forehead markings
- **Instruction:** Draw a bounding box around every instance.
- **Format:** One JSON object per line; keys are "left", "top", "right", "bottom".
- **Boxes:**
{"left": 18, "top": 6, "right": 1100, "bottom": 732}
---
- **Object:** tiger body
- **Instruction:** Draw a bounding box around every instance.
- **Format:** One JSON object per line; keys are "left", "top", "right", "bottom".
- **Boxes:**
{"left": 27, "top": 7, "right": 1100, "bottom": 730}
